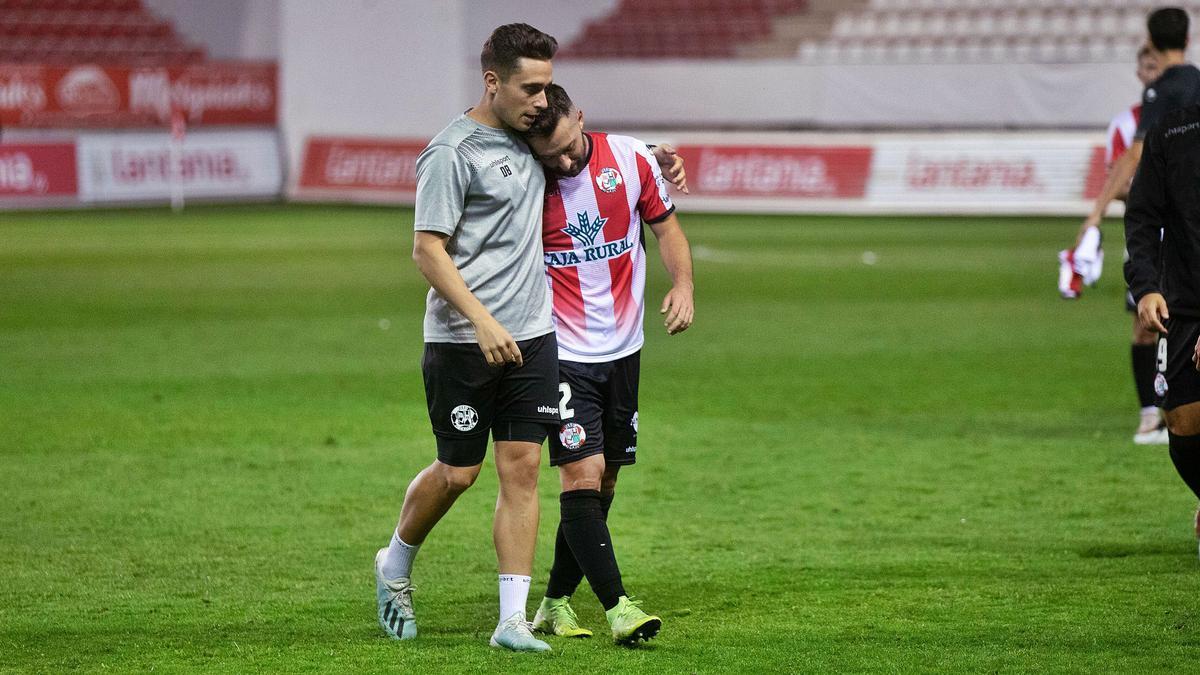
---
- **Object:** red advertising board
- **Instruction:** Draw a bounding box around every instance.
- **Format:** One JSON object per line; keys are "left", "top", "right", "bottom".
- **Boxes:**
{"left": 0, "top": 62, "right": 276, "bottom": 128}
{"left": 1082, "top": 146, "right": 1107, "bottom": 200}
{"left": 298, "top": 137, "right": 426, "bottom": 193}
{"left": 677, "top": 144, "right": 873, "bottom": 198}
{"left": 0, "top": 142, "right": 78, "bottom": 198}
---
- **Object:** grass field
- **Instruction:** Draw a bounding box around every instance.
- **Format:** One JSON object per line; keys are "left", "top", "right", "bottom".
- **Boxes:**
{"left": 3, "top": 204, "right": 1199, "bottom": 672}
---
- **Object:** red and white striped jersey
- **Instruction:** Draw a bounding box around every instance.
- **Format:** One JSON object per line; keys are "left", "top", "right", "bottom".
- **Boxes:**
{"left": 1105, "top": 103, "right": 1141, "bottom": 167}
{"left": 542, "top": 132, "right": 675, "bottom": 362}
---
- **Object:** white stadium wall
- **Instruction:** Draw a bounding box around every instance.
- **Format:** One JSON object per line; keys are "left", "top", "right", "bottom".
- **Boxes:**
{"left": 276, "top": 0, "right": 471, "bottom": 174}
{"left": 553, "top": 60, "right": 1141, "bottom": 130}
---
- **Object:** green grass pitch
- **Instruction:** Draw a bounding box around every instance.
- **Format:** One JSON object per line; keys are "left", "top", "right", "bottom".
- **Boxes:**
{"left": 3, "top": 204, "right": 1199, "bottom": 672}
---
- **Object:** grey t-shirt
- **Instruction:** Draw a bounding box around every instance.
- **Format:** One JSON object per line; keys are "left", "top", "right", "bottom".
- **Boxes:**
{"left": 414, "top": 114, "right": 554, "bottom": 343}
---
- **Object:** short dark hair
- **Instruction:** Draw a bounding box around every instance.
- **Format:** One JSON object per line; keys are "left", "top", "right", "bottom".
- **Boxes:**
{"left": 1148, "top": 7, "right": 1189, "bottom": 52}
{"left": 525, "top": 83, "right": 575, "bottom": 138}
{"left": 480, "top": 23, "right": 557, "bottom": 80}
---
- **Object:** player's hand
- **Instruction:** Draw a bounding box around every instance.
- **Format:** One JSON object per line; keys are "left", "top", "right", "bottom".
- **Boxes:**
{"left": 474, "top": 316, "right": 523, "bottom": 367}
{"left": 1138, "top": 292, "right": 1170, "bottom": 335}
{"left": 1075, "top": 212, "right": 1101, "bottom": 247}
{"left": 660, "top": 285, "right": 694, "bottom": 335}
{"left": 652, "top": 144, "right": 689, "bottom": 194}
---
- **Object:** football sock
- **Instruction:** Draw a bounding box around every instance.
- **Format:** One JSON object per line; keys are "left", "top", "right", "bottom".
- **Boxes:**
{"left": 601, "top": 490, "right": 615, "bottom": 518}
{"left": 1132, "top": 344, "right": 1158, "bottom": 409}
{"left": 559, "top": 489, "right": 625, "bottom": 611}
{"left": 498, "top": 574, "right": 532, "bottom": 621}
{"left": 381, "top": 530, "right": 419, "bottom": 579}
{"left": 544, "top": 490, "right": 617, "bottom": 601}
{"left": 1168, "top": 432, "right": 1200, "bottom": 500}
{"left": 545, "top": 521, "right": 582, "bottom": 600}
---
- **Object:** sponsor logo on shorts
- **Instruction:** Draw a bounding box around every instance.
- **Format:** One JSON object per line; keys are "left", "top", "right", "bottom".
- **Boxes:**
{"left": 559, "top": 423, "right": 586, "bottom": 450}
{"left": 450, "top": 404, "right": 478, "bottom": 432}
{"left": 1155, "top": 373, "right": 1169, "bottom": 398}
{"left": 537, "top": 405, "right": 558, "bottom": 415}
{"left": 631, "top": 411, "right": 638, "bottom": 433}
{"left": 624, "top": 446, "right": 637, "bottom": 454}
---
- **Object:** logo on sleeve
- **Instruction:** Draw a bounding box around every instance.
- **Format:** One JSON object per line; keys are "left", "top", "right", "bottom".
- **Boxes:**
{"left": 596, "top": 167, "right": 623, "bottom": 193}
{"left": 1146, "top": 87, "right": 1157, "bottom": 102}
{"left": 450, "top": 405, "right": 479, "bottom": 431}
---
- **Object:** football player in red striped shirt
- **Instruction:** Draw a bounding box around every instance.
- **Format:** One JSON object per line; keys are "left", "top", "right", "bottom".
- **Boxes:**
{"left": 523, "top": 83, "right": 694, "bottom": 645}
{"left": 1066, "top": 45, "right": 1164, "bottom": 444}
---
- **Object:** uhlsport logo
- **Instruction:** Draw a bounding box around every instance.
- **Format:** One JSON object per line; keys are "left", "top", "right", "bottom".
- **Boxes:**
{"left": 559, "top": 423, "right": 586, "bottom": 450}
{"left": 450, "top": 404, "right": 478, "bottom": 432}
{"left": 1155, "top": 373, "right": 1169, "bottom": 398}
{"left": 596, "top": 166, "right": 622, "bottom": 193}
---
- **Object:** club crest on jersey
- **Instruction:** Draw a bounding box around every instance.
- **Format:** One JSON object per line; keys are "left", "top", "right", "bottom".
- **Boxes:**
{"left": 450, "top": 405, "right": 478, "bottom": 432}
{"left": 596, "top": 167, "right": 622, "bottom": 193}
{"left": 1155, "top": 373, "right": 1169, "bottom": 397}
{"left": 559, "top": 423, "right": 586, "bottom": 450}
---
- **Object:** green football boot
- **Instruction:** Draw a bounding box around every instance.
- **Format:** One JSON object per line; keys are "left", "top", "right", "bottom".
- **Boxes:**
{"left": 605, "top": 596, "right": 661, "bottom": 645}
{"left": 532, "top": 596, "right": 593, "bottom": 638}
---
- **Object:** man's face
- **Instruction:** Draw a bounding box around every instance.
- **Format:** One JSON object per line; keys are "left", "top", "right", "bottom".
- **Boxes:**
{"left": 490, "top": 57, "right": 553, "bottom": 132}
{"left": 528, "top": 110, "right": 586, "bottom": 177}
{"left": 1138, "top": 53, "right": 1163, "bottom": 86}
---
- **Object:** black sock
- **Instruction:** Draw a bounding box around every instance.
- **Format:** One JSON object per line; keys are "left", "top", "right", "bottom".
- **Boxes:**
{"left": 1132, "top": 343, "right": 1158, "bottom": 409}
{"left": 544, "top": 490, "right": 619, "bottom": 602}
{"left": 545, "top": 520, "right": 583, "bottom": 600}
{"left": 1169, "top": 432, "right": 1200, "bottom": 500}
{"left": 558, "top": 489, "right": 625, "bottom": 611}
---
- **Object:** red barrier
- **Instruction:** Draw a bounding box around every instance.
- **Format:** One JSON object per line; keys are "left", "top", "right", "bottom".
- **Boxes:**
{"left": 0, "top": 62, "right": 276, "bottom": 127}
{"left": 676, "top": 144, "right": 873, "bottom": 198}
{"left": 298, "top": 137, "right": 426, "bottom": 193}
{"left": 1082, "top": 146, "right": 1107, "bottom": 200}
{"left": 0, "top": 142, "right": 78, "bottom": 198}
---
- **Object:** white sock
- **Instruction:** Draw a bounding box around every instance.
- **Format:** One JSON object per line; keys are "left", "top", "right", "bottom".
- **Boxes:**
{"left": 498, "top": 574, "right": 532, "bottom": 623}
{"left": 381, "top": 530, "right": 419, "bottom": 579}
{"left": 1142, "top": 406, "right": 1161, "bottom": 417}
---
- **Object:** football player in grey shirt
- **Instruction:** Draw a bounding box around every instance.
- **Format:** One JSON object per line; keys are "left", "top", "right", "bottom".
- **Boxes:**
{"left": 373, "top": 23, "right": 686, "bottom": 652}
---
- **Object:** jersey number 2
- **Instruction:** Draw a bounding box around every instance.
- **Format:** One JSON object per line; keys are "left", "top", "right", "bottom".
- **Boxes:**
{"left": 559, "top": 383, "right": 575, "bottom": 419}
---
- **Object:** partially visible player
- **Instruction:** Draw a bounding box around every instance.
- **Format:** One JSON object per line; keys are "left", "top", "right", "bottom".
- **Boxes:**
{"left": 1117, "top": 46, "right": 1167, "bottom": 444}
{"left": 521, "top": 84, "right": 694, "bottom": 645}
{"left": 1109, "top": 46, "right": 1166, "bottom": 443}
{"left": 1124, "top": 7, "right": 1200, "bottom": 557}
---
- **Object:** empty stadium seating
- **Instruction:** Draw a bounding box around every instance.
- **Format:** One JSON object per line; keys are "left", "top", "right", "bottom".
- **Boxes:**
{"left": 0, "top": 0, "right": 204, "bottom": 65}
{"left": 563, "top": 0, "right": 1200, "bottom": 64}
{"left": 561, "top": 0, "right": 808, "bottom": 59}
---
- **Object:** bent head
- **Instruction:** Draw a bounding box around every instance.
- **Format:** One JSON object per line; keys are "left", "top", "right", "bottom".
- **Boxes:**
{"left": 1137, "top": 44, "right": 1162, "bottom": 85}
{"left": 524, "top": 84, "right": 587, "bottom": 177}
{"left": 480, "top": 23, "right": 557, "bottom": 132}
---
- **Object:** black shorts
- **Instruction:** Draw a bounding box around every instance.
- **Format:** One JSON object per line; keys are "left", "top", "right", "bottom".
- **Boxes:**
{"left": 549, "top": 351, "right": 640, "bottom": 467}
{"left": 422, "top": 332, "right": 560, "bottom": 467}
{"left": 1156, "top": 317, "right": 1200, "bottom": 410}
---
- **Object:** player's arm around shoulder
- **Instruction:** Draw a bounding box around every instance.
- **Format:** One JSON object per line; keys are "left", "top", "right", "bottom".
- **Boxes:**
{"left": 648, "top": 213, "right": 694, "bottom": 336}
